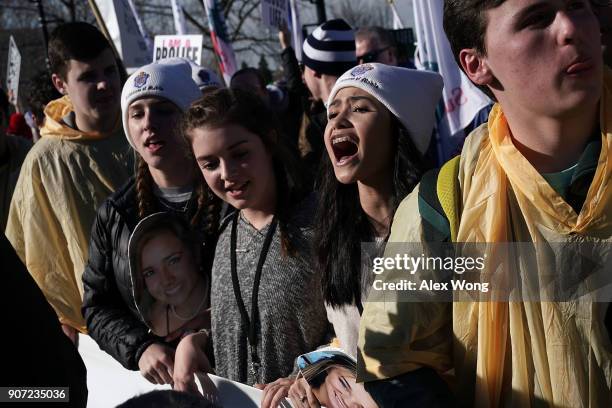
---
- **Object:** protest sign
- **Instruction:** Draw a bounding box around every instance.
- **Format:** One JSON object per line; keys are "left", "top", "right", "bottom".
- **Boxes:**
{"left": 6, "top": 36, "right": 21, "bottom": 106}
{"left": 78, "top": 334, "right": 291, "bottom": 407}
{"left": 289, "top": 0, "right": 302, "bottom": 61}
{"left": 153, "top": 35, "right": 203, "bottom": 65}
{"left": 261, "top": 0, "right": 290, "bottom": 30}
{"left": 94, "top": 0, "right": 152, "bottom": 71}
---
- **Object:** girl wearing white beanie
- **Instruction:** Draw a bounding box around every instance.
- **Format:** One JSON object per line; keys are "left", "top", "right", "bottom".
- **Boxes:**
{"left": 82, "top": 62, "right": 217, "bottom": 386}
{"left": 283, "top": 63, "right": 444, "bottom": 406}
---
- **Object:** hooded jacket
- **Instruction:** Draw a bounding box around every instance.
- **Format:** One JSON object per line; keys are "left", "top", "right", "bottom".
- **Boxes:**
{"left": 358, "top": 71, "right": 612, "bottom": 407}
{"left": 4, "top": 96, "right": 132, "bottom": 332}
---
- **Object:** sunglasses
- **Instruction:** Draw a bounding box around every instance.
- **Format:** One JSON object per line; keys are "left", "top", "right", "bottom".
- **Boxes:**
{"left": 356, "top": 46, "right": 390, "bottom": 64}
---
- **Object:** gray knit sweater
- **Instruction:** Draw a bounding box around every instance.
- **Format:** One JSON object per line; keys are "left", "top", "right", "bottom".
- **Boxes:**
{"left": 211, "top": 196, "right": 330, "bottom": 385}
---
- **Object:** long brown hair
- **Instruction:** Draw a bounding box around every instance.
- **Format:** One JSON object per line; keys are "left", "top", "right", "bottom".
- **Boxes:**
{"left": 181, "top": 88, "right": 305, "bottom": 255}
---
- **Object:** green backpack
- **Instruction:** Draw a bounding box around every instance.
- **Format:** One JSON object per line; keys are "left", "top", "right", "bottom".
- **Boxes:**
{"left": 418, "top": 156, "right": 461, "bottom": 243}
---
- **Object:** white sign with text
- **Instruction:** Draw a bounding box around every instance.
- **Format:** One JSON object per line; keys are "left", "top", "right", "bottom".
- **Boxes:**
{"left": 261, "top": 0, "right": 290, "bottom": 30}
{"left": 153, "top": 34, "right": 203, "bottom": 65}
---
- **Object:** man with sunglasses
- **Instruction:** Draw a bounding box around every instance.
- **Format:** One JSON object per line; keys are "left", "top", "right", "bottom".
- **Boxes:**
{"left": 278, "top": 19, "right": 356, "bottom": 187}
{"left": 355, "top": 26, "right": 399, "bottom": 66}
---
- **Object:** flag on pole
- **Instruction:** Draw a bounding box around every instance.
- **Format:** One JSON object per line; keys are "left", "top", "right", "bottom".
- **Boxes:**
{"left": 413, "top": 0, "right": 491, "bottom": 162}
{"left": 170, "top": 0, "right": 188, "bottom": 35}
{"left": 94, "top": 0, "right": 152, "bottom": 71}
{"left": 203, "top": 0, "right": 238, "bottom": 86}
{"left": 289, "top": 0, "right": 303, "bottom": 61}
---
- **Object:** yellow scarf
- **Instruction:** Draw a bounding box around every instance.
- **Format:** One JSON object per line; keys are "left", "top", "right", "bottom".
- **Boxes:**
{"left": 454, "top": 72, "right": 612, "bottom": 407}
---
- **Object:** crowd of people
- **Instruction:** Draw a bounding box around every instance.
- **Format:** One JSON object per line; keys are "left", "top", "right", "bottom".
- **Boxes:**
{"left": 2, "top": 1, "right": 612, "bottom": 407}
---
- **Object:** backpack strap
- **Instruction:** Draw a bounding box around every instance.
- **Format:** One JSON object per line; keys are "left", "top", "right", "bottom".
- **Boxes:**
{"left": 437, "top": 156, "right": 461, "bottom": 242}
{"left": 418, "top": 156, "right": 461, "bottom": 243}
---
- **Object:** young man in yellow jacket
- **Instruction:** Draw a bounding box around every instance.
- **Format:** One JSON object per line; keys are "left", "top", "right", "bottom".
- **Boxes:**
{"left": 358, "top": 1, "right": 612, "bottom": 407}
{"left": 5, "top": 22, "right": 131, "bottom": 342}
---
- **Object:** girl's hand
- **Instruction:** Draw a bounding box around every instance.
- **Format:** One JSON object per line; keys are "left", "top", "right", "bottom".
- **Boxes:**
{"left": 173, "top": 332, "right": 213, "bottom": 393}
{"left": 138, "top": 343, "right": 175, "bottom": 384}
{"left": 260, "top": 377, "right": 295, "bottom": 408}
{"left": 288, "top": 377, "right": 320, "bottom": 408}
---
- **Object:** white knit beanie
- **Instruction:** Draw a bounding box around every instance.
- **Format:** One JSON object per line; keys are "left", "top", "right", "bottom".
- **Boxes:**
{"left": 156, "top": 57, "right": 223, "bottom": 90}
{"left": 327, "top": 63, "right": 444, "bottom": 155}
{"left": 121, "top": 62, "right": 201, "bottom": 148}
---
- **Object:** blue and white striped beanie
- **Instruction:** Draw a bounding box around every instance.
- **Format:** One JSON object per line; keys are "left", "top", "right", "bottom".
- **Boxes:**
{"left": 302, "top": 19, "right": 357, "bottom": 77}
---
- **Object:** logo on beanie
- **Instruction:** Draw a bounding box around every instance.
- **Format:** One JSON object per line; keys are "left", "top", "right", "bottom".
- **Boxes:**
{"left": 350, "top": 64, "right": 374, "bottom": 77}
{"left": 134, "top": 72, "right": 150, "bottom": 89}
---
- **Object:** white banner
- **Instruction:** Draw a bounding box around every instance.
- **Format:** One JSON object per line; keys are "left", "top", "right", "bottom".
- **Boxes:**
{"left": 203, "top": 0, "right": 238, "bottom": 86}
{"left": 170, "top": 0, "right": 188, "bottom": 35}
{"left": 413, "top": 0, "right": 491, "bottom": 160}
{"left": 261, "top": 0, "right": 290, "bottom": 30}
{"left": 94, "top": 0, "right": 152, "bottom": 71}
{"left": 289, "top": 0, "right": 303, "bottom": 61}
{"left": 153, "top": 35, "right": 203, "bottom": 65}
{"left": 5, "top": 35, "right": 21, "bottom": 106}
{"left": 78, "top": 334, "right": 291, "bottom": 407}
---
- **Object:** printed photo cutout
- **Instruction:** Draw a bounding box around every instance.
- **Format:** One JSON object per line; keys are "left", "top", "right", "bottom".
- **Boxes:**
{"left": 128, "top": 212, "right": 209, "bottom": 337}
{"left": 297, "top": 348, "right": 377, "bottom": 408}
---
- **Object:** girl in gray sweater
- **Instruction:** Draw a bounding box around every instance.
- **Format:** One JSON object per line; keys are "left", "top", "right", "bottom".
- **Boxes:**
{"left": 173, "top": 88, "right": 329, "bottom": 396}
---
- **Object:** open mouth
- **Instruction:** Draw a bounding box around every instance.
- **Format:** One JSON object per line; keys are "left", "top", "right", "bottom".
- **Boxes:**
{"left": 144, "top": 138, "right": 165, "bottom": 153}
{"left": 226, "top": 181, "right": 249, "bottom": 198}
{"left": 331, "top": 135, "right": 359, "bottom": 166}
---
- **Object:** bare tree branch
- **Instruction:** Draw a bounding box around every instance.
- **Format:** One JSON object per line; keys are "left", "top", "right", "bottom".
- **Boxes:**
{"left": 182, "top": 7, "right": 210, "bottom": 35}
{"left": 230, "top": 1, "right": 259, "bottom": 42}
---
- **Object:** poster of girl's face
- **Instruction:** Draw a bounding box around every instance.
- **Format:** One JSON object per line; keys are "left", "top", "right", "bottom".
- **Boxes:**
{"left": 128, "top": 212, "right": 208, "bottom": 337}
{"left": 297, "top": 350, "right": 378, "bottom": 408}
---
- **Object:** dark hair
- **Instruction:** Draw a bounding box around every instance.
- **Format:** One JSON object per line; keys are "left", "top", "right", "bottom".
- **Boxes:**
{"left": 230, "top": 67, "right": 267, "bottom": 91}
{"left": 181, "top": 88, "right": 306, "bottom": 255}
{"left": 117, "top": 390, "right": 214, "bottom": 408}
{"left": 136, "top": 216, "right": 200, "bottom": 273}
{"left": 303, "top": 354, "right": 356, "bottom": 389}
{"left": 26, "top": 70, "right": 62, "bottom": 119}
{"left": 48, "top": 22, "right": 112, "bottom": 80}
{"left": 355, "top": 26, "right": 396, "bottom": 49}
{"left": 443, "top": 0, "right": 506, "bottom": 99}
{"left": 315, "top": 116, "right": 429, "bottom": 308}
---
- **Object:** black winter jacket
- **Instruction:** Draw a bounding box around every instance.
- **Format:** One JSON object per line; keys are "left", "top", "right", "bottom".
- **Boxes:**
{"left": 82, "top": 177, "right": 215, "bottom": 370}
